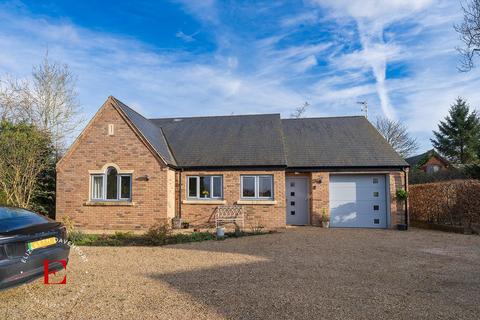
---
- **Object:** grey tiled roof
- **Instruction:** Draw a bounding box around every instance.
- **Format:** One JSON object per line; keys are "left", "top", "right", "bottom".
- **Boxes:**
{"left": 151, "top": 114, "right": 287, "bottom": 167}
{"left": 110, "top": 97, "right": 177, "bottom": 166}
{"left": 281, "top": 116, "right": 409, "bottom": 168}
{"left": 109, "top": 97, "right": 408, "bottom": 168}
{"left": 405, "top": 151, "right": 430, "bottom": 166}
{"left": 405, "top": 149, "right": 448, "bottom": 167}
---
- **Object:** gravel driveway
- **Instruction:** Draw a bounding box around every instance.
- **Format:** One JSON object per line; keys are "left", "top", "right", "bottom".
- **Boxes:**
{"left": 1, "top": 227, "right": 480, "bottom": 319}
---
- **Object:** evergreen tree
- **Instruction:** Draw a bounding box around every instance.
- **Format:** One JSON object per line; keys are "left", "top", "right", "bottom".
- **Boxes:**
{"left": 431, "top": 97, "right": 480, "bottom": 164}
{"left": 32, "top": 143, "right": 56, "bottom": 218}
{"left": 0, "top": 121, "right": 55, "bottom": 216}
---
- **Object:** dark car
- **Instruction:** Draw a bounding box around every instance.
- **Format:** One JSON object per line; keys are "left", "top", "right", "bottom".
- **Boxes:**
{"left": 0, "top": 207, "right": 70, "bottom": 290}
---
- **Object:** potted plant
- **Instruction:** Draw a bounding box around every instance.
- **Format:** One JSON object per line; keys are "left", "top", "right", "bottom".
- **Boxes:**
{"left": 201, "top": 190, "right": 209, "bottom": 198}
{"left": 181, "top": 220, "right": 190, "bottom": 229}
{"left": 172, "top": 216, "right": 182, "bottom": 229}
{"left": 321, "top": 208, "right": 330, "bottom": 228}
{"left": 396, "top": 189, "right": 408, "bottom": 230}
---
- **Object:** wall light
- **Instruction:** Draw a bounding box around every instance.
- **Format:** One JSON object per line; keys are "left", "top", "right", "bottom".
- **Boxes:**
{"left": 137, "top": 175, "right": 149, "bottom": 181}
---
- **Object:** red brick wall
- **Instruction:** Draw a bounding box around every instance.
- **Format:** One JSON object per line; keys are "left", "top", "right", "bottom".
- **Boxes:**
{"left": 310, "top": 172, "right": 330, "bottom": 226}
{"left": 389, "top": 171, "right": 408, "bottom": 226}
{"left": 56, "top": 100, "right": 169, "bottom": 231}
{"left": 179, "top": 170, "right": 286, "bottom": 230}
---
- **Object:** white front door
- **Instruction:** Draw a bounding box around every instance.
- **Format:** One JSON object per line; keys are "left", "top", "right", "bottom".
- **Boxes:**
{"left": 329, "top": 174, "right": 388, "bottom": 228}
{"left": 286, "top": 176, "right": 309, "bottom": 225}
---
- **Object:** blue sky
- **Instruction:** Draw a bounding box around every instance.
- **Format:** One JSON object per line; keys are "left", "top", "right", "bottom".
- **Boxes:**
{"left": 1, "top": 0, "right": 480, "bottom": 152}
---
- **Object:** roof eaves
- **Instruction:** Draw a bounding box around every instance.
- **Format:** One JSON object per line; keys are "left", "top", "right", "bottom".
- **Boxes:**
{"left": 158, "top": 126, "right": 179, "bottom": 167}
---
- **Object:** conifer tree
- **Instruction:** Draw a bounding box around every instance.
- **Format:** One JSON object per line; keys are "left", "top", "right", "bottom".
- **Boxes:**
{"left": 431, "top": 97, "right": 480, "bottom": 164}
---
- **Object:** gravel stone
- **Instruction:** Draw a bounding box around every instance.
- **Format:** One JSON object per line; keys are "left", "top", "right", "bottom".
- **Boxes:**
{"left": 1, "top": 227, "right": 479, "bottom": 319}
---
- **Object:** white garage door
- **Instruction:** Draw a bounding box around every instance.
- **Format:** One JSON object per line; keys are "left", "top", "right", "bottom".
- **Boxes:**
{"left": 329, "top": 175, "right": 387, "bottom": 228}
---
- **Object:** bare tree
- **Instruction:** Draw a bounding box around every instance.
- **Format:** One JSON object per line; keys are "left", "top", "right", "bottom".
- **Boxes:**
{"left": 30, "top": 54, "right": 82, "bottom": 154}
{"left": 0, "top": 77, "right": 31, "bottom": 122}
{"left": 0, "top": 53, "right": 82, "bottom": 155}
{"left": 455, "top": 0, "right": 480, "bottom": 71}
{"left": 290, "top": 101, "right": 309, "bottom": 118}
{"left": 375, "top": 116, "right": 419, "bottom": 158}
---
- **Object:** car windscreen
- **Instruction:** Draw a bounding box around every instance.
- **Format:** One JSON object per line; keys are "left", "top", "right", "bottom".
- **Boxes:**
{"left": 0, "top": 207, "right": 51, "bottom": 233}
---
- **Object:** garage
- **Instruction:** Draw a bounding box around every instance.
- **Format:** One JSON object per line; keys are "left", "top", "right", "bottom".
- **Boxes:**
{"left": 329, "top": 174, "right": 388, "bottom": 228}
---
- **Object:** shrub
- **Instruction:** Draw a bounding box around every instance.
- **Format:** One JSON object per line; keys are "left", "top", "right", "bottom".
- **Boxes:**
{"left": 321, "top": 208, "right": 329, "bottom": 222}
{"left": 251, "top": 223, "right": 265, "bottom": 234}
{"left": 167, "top": 232, "right": 215, "bottom": 244}
{"left": 68, "top": 230, "right": 87, "bottom": 243}
{"left": 143, "top": 223, "right": 171, "bottom": 245}
{"left": 396, "top": 189, "right": 408, "bottom": 201}
{"left": 61, "top": 215, "right": 75, "bottom": 234}
{"left": 409, "top": 167, "right": 469, "bottom": 184}
{"left": 409, "top": 180, "right": 480, "bottom": 227}
{"left": 113, "top": 231, "right": 134, "bottom": 240}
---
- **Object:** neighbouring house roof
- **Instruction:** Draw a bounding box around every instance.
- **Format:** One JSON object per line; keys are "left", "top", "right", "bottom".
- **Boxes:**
{"left": 282, "top": 117, "right": 408, "bottom": 168}
{"left": 107, "top": 97, "right": 409, "bottom": 169}
{"left": 405, "top": 149, "right": 449, "bottom": 168}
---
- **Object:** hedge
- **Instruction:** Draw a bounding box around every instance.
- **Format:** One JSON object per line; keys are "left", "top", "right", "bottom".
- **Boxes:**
{"left": 409, "top": 180, "right": 480, "bottom": 227}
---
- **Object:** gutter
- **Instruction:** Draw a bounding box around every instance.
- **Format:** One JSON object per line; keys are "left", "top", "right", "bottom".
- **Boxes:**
{"left": 178, "top": 169, "right": 183, "bottom": 219}
{"left": 286, "top": 166, "right": 409, "bottom": 173}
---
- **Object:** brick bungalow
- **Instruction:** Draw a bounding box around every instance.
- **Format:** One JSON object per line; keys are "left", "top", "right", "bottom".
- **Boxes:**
{"left": 56, "top": 96, "right": 409, "bottom": 231}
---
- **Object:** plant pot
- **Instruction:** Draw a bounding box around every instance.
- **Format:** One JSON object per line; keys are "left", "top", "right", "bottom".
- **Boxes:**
{"left": 216, "top": 227, "right": 225, "bottom": 238}
{"left": 172, "top": 217, "right": 182, "bottom": 229}
{"left": 322, "top": 221, "right": 330, "bottom": 228}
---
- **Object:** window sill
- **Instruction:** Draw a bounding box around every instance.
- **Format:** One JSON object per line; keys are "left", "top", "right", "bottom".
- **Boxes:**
{"left": 182, "top": 199, "right": 227, "bottom": 205}
{"left": 84, "top": 201, "right": 135, "bottom": 206}
{"left": 236, "top": 200, "right": 277, "bottom": 205}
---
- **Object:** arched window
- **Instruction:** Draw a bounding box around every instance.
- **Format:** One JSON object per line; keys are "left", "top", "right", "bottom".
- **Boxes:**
{"left": 106, "top": 167, "right": 118, "bottom": 199}
{"left": 91, "top": 165, "right": 132, "bottom": 201}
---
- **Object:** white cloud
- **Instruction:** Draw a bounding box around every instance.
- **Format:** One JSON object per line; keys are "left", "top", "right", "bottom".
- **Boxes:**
{"left": 175, "top": 30, "right": 196, "bottom": 42}
{"left": 281, "top": 12, "right": 318, "bottom": 27}
{"left": 312, "top": 0, "right": 434, "bottom": 119}
{"left": 173, "top": 0, "right": 219, "bottom": 25}
{"left": 296, "top": 55, "right": 317, "bottom": 72}
{"left": 0, "top": 6, "right": 307, "bottom": 128}
{"left": 1, "top": 0, "right": 479, "bottom": 152}
{"left": 314, "top": 0, "right": 433, "bottom": 21}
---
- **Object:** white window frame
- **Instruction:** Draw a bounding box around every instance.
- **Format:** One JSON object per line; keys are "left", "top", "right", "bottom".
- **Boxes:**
{"left": 118, "top": 175, "right": 132, "bottom": 200}
{"left": 241, "top": 175, "right": 274, "bottom": 200}
{"left": 90, "top": 172, "right": 132, "bottom": 202}
{"left": 187, "top": 175, "right": 223, "bottom": 200}
{"left": 427, "top": 165, "right": 440, "bottom": 173}
{"left": 91, "top": 174, "right": 104, "bottom": 200}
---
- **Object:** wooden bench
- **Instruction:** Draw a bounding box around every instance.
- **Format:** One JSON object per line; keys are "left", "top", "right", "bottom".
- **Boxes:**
{"left": 216, "top": 205, "right": 244, "bottom": 230}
